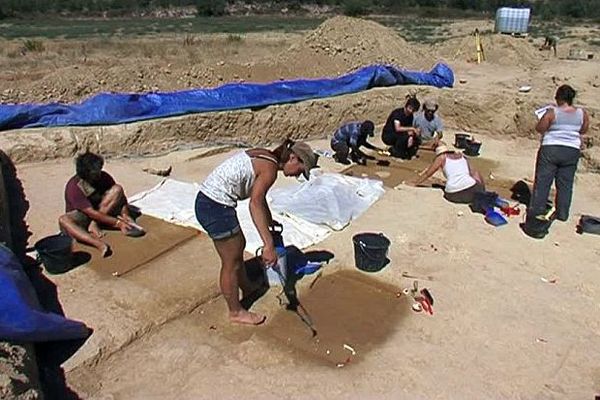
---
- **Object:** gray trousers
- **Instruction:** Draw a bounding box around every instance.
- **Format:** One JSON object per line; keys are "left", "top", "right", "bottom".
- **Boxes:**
{"left": 529, "top": 145, "right": 580, "bottom": 221}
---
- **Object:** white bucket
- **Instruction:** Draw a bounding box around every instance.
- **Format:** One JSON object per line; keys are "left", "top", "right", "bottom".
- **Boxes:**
{"left": 265, "top": 246, "right": 287, "bottom": 286}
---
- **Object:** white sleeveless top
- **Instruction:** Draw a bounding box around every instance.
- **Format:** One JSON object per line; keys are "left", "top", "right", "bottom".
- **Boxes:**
{"left": 542, "top": 107, "right": 583, "bottom": 149}
{"left": 199, "top": 151, "right": 256, "bottom": 207}
{"left": 443, "top": 156, "right": 476, "bottom": 193}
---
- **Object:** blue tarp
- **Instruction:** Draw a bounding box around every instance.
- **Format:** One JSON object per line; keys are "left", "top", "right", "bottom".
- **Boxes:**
{"left": 0, "top": 245, "right": 90, "bottom": 342}
{"left": 0, "top": 63, "right": 453, "bottom": 131}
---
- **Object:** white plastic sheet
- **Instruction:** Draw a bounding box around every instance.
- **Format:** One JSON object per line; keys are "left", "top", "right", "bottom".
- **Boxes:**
{"left": 129, "top": 179, "right": 330, "bottom": 254}
{"left": 269, "top": 172, "right": 385, "bottom": 231}
{"left": 129, "top": 174, "right": 383, "bottom": 253}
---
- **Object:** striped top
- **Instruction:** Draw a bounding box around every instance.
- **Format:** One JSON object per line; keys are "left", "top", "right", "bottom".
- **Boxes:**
{"left": 332, "top": 122, "right": 363, "bottom": 147}
{"left": 542, "top": 107, "right": 583, "bottom": 149}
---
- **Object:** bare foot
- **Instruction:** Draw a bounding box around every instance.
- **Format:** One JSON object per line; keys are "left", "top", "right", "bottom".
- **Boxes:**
{"left": 229, "top": 310, "right": 266, "bottom": 326}
{"left": 89, "top": 221, "right": 104, "bottom": 238}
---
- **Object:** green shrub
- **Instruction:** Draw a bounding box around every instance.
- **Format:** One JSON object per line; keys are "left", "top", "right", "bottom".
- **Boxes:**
{"left": 196, "top": 0, "right": 227, "bottom": 17}
{"left": 343, "top": 0, "right": 371, "bottom": 16}
{"left": 226, "top": 33, "right": 243, "bottom": 42}
{"left": 22, "top": 39, "right": 45, "bottom": 52}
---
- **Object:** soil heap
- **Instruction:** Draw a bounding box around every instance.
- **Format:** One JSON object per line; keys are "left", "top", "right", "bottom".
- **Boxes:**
{"left": 276, "top": 16, "right": 429, "bottom": 77}
{"left": 434, "top": 32, "right": 542, "bottom": 68}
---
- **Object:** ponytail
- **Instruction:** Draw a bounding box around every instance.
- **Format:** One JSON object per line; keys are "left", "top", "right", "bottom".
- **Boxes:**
{"left": 271, "top": 138, "right": 295, "bottom": 164}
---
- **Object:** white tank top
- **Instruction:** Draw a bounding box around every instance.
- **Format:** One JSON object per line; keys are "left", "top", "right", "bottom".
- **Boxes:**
{"left": 199, "top": 151, "right": 256, "bottom": 207}
{"left": 443, "top": 156, "right": 476, "bottom": 193}
{"left": 542, "top": 107, "right": 583, "bottom": 149}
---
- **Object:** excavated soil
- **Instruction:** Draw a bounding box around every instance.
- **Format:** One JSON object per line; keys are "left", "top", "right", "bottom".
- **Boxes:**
{"left": 1, "top": 16, "right": 599, "bottom": 165}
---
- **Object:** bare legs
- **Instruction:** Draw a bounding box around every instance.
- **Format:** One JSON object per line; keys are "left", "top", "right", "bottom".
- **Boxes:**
{"left": 58, "top": 184, "right": 130, "bottom": 257}
{"left": 58, "top": 213, "right": 111, "bottom": 257}
{"left": 213, "top": 232, "right": 266, "bottom": 325}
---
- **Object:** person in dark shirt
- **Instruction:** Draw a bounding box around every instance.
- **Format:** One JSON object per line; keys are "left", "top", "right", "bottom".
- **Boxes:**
{"left": 330, "top": 120, "right": 382, "bottom": 165}
{"left": 58, "top": 152, "right": 143, "bottom": 257}
{"left": 381, "top": 96, "right": 421, "bottom": 160}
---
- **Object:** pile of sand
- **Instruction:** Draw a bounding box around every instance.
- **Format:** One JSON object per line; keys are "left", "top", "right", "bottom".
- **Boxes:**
{"left": 276, "top": 16, "right": 428, "bottom": 77}
{"left": 1, "top": 17, "right": 434, "bottom": 104}
{"left": 435, "top": 33, "right": 542, "bottom": 68}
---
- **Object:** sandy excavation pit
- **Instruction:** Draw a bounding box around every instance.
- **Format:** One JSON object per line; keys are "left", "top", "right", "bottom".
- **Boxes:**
{"left": 343, "top": 150, "right": 525, "bottom": 198}
{"left": 259, "top": 270, "right": 409, "bottom": 368}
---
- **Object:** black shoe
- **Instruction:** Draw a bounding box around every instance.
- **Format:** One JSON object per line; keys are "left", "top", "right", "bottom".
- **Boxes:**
{"left": 520, "top": 216, "right": 551, "bottom": 239}
{"left": 520, "top": 223, "right": 547, "bottom": 239}
{"left": 335, "top": 157, "right": 351, "bottom": 165}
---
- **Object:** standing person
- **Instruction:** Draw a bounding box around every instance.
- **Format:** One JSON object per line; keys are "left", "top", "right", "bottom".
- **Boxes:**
{"left": 195, "top": 139, "right": 318, "bottom": 325}
{"left": 381, "top": 96, "right": 421, "bottom": 159}
{"left": 410, "top": 143, "right": 485, "bottom": 204}
{"left": 330, "top": 120, "right": 382, "bottom": 165}
{"left": 523, "top": 85, "right": 589, "bottom": 237}
{"left": 413, "top": 99, "right": 444, "bottom": 149}
{"left": 58, "top": 152, "right": 142, "bottom": 258}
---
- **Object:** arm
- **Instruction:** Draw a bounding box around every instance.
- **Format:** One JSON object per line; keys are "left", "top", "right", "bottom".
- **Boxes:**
{"left": 535, "top": 108, "right": 554, "bottom": 134}
{"left": 580, "top": 109, "right": 590, "bottom": 135}
{"left": 81, "top": 207, "right": 127, "bottom": 230}
{"left": 394, "top": 120, "right": 417, "bottom": 135}
{"left": 362, "top": 140, "right": 378, "bottom": 151}
{"left": 413, "top": 157, "right": 444, "bottom": 186}
{"left": 467, "top": 161, "right": 484, "bottom": 185}
{"left": 249, "top": 160, "right": 278, "bottom": 264}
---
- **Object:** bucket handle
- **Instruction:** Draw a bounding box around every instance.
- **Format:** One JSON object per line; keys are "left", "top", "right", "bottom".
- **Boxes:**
{"left": 357, "top": 235, "right": 389, "bottom": 261}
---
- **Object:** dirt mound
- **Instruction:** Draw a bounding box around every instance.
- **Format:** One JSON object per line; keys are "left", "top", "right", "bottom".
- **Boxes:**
{"left": 276, "top": 16, "right": 428, "bottom": 77}
{"left": 435, "top": 33, "right": 542, "bottom": 68}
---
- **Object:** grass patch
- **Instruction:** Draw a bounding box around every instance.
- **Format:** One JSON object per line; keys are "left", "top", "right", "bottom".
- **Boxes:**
{"left": 587, "top": 38, "right": 600, "bottom": 46}
{"left": 22, "top": 38, "right": 44, "bottom": 52}
{"left": 371, "top": 16, "right": 453, "bottom": 44}
{"left": 0, "top": 16, "right": 324, "bottom": 39}
{"left": 226, "top": 33, "right": 243, "bottom": 42}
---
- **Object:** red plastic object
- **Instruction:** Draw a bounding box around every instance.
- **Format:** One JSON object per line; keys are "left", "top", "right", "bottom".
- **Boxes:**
{"left": 500, "top": 205, "right": 521, "bottom": 217}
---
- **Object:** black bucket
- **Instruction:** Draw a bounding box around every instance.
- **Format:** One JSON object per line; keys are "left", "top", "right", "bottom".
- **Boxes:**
{"left": 34, "top": 234, "right": 73, "bottom": 274}
{"left": 454, "top": 133, "right": 471, "bottom": 149}
{"left": 464, "top": 140, "right": 482, "bottom": 156}
{"left": 352, "top": 233, "right": 391, "bottom": 273}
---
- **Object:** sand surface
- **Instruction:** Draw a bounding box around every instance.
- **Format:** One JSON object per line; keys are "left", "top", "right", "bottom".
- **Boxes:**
{"left": 3, "top": 16, "right": 600, "bottom": 399}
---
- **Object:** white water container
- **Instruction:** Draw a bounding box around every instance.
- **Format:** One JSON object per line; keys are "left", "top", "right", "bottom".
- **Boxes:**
{"left": 265, "top": 246, "right": 287, "bottom": 286}
{"left": 495, "top": 7, "right": 531, "bottom": 34}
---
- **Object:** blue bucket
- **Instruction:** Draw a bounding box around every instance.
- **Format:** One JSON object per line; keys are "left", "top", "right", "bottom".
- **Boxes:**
{"left": 485, "top": 209, "right": 508, "bottom": 227}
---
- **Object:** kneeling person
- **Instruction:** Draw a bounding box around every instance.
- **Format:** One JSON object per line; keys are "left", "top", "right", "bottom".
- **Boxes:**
{"left": 331, "top": 120, "right": 380, "bottom": 165}
{"left": 58, "top": 152, "right": 143, "bottom": 257}
{"left": 410, "top": 143, "right": 485, "bottom": 204}
{"left": 413, "top": 99, "right": 444, "bottom": 149}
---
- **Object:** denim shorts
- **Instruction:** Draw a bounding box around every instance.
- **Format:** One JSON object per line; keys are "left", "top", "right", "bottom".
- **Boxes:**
{"left": 195, "top": 191, "right": 241, "bottom": 240}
